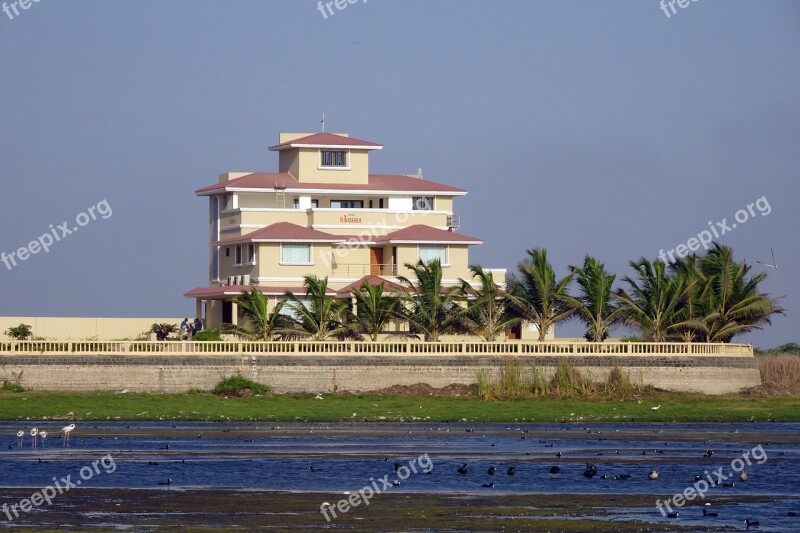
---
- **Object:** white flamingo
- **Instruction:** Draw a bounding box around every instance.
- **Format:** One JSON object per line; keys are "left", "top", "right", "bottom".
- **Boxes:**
{"left": 39, "top": 431, "right": 47, "bottom": 448}
{"left": 16, "top": 430, "right": 24, "bottom": 448}
{"left": 62, "top": 424, "right": 76, "bottom": 447}
{"left": 30, "top": 428, "right": 38, "bottom": 449}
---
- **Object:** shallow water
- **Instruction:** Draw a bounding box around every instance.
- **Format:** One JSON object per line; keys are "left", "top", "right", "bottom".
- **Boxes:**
{"left": 1, "top": 421, "right": 799, "bottom": 531}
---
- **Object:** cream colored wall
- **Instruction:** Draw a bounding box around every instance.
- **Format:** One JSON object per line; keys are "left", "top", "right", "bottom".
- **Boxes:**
{"left": 293, "top": 148, "right": 370, "bottom": 184}
{"left": 435, "top": 197, "right": 454, "bottom": 212}
{"left": 0, "top": 317, "right": 185, "bottom": 341}
{"left": 237, "top": 193, "right": 287, "bottom": 209}
{"left": 234, "top": 210, "right": 309, "bottom": 230}
{"left": 393, "top": 244, "right": 472, "bottom": 283}
{"left": 256, "top": 242, "right": 336, "bottom": 280}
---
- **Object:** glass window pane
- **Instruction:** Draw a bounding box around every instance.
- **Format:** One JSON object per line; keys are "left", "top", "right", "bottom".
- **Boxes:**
{"left": 282, "top": 244, "right": 311, "bottom": 263}
{"left": 419, "top": 245, "right": 446, "bottom": 264}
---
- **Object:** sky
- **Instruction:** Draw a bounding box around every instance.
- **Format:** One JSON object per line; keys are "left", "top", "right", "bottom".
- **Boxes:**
{"left": 0, "top": 0, "right": 797, "bottom": 348}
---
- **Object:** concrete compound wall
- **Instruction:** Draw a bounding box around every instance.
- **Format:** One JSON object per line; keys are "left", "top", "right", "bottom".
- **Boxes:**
{"left": 0, "top": 317, "right": 186, "bottom": 341}
{"left": 0, "top": 354, "right": 761, "bottom": 395}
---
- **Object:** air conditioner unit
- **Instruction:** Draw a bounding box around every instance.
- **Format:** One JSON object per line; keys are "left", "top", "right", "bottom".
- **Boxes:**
{"left": 242, "top": 274, "right": 251, "bottom": 285}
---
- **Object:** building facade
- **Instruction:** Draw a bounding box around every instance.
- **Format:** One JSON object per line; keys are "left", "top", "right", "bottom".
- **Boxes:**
{"left": 186, "top": 131, "right": 524, "bottom": 336}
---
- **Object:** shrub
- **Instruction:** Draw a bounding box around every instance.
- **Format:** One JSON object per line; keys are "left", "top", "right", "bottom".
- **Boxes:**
{"left": 1, "top": 380, "right": 24, "bottom": 393}
{"left": 603, "top": 365, "right": 632, "bottom": 400}
{"left": 150, "top": 323, "right": 177, "bottom": 341}
{"left": 212, "top": 373, "right": 270, "bottom": 397}
{"left": 193, "top": 329, "right": 222, "bottom": 342}
{"left": 5, "top": 324, "right": 33, "bottom": 340}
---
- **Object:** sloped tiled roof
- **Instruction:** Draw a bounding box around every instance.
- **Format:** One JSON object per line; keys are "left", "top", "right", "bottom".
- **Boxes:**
{"left": 268, "top": 132, "right": 382, "bottom": 151}
{"left": 196, "top": 173, "right": 466, "bottom": 195}
{"left": 375, "top": 225, "right": 482, "bottom": 244}
{"left": 215, "top": 222, "right": 342, "bottom": 245}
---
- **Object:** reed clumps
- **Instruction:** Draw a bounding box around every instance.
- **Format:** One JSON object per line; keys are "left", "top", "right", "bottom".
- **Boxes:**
{"left": 476, "top": 359, "right": 648, "bottom": 400}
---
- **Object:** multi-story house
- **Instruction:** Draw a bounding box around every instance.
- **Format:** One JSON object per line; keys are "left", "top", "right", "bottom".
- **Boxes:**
{"left": 186, "top": 131, "right": 518, "bottom": 336}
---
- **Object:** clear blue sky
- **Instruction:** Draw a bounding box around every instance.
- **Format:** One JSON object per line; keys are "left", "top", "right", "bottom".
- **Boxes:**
{"left": 0, "top": 1, "right": 797, "bottom": 347}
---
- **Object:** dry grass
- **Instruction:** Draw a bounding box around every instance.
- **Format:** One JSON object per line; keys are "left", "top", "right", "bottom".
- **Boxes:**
{"left": 476, "top": 360, "right": 647, "bottom": 401}
{"left": 758, "top": 354, "right": 800, "bottom": 394}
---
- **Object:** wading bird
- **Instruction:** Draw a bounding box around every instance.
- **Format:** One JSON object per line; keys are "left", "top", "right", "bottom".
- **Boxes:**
{"left": 30, "top": 428, "right": 38, "bottom": 449}
{"left": 39, "top": 431, "right": 47, "bottom": 448}
{"left": 16, "top": 430, "right": 24, "bottom": 448}
{"left": 61, "top": 424, "right": 76, "bottom": 447}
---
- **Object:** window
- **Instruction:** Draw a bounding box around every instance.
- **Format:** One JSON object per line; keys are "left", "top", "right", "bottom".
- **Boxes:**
{"left": 330, "top": 200, "right": 364, "bottom": 209}
{"left": 225, "top": 247, "right": 230, "bottom": 257}
{"left": 413, "top": 197, "right": 434, "bottom": 210}
{"left": 222, "top": 194, "right": 234, "bottom": 211}
{"left": 419, "top": 245, "right": 447, "bottom": 265}
{"left": 234, "top": 245, "right": 243, "bottom": 265}
{"left": 282, "top": 243, "right": 311, "bottom": 264}
{"left": 293, "top": 199, "right": 319, "bottom": 209}
{"left": 211, "top": 197, "right": 220, "bottom": 281}
{"left": 320, "top": 150, "right": 347, "bottom": 167}
{"left": 247, "top": 243, "right": 256, "bottom": 265}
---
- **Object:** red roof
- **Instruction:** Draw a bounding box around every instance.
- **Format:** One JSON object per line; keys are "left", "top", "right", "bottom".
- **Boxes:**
{"left": 337, "top": 275, "right": 407, "bottom": 295}
{"left": 375, "top": 225, "right": 483, "bottom": 244}
{"left": 185, "top": 285, "right": 338, "bottom": 299}
{"left": 269, "top": 133, "right": 383, "bottom": 151}
{"left": 196, "top": 173, "right": 466, "bottom": 195}
{"left": 215, "top": 223, "right": 341, "bottom": 245}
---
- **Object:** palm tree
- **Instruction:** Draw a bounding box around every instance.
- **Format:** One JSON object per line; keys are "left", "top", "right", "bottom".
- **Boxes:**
{"left": 397, "top": 260, "right": 460, "bottom": 341}
{"left": 615, "top": 258, "right": 687, "bottom": 342}
{"left": 458, "top": 265, "right": 521, "bottom": 342}
{"left": 566, "top": 255, "right": 622, "bottom": 342}
{"left": 283, "top": 276, "right": 359, "bottom": 340}
{"left": 351, "top": 281, "right": 402, "bottom": 341}
{"left": 693, "top": 244, "right": 784, "bottom": 342}
{"left": 670, "top": 255, "right": 709, "bottom": 342}
{"left": 229, "top": 287, "right": 291, "bottom": 340}
{"left": 506, "top": 248, "right": 574, "bottom": 341}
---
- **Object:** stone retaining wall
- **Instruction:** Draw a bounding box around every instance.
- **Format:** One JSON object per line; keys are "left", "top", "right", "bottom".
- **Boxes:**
{"left": 0, "top": 354, "right": 761, "bottom": 395}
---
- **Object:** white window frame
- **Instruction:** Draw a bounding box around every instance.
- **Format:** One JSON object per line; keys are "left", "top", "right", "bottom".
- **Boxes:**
{"left": 234, "top": 244, "right": 243, "bottom": 266}
{"left": 318, "top": 149, "right": 350, "bottom": 170}
{"left": 418, "top": 245, "right": 448, "bottom": 266}
{"left": 280, "top": 243, "right": 313, "bottom": 265}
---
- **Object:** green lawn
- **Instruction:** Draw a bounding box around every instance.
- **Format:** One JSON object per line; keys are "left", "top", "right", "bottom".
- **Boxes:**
{"left": 1, "top": 391, "right": 798, "bottom": 423}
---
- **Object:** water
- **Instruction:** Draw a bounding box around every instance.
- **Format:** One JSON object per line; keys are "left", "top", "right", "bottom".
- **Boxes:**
{"left": 1, "top": 421, "right": 798, "bottom": 530}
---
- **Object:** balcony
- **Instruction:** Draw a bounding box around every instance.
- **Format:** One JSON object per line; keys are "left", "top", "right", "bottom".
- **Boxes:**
{"left": 332, "top": 263, "right": 398, "bottom": 277}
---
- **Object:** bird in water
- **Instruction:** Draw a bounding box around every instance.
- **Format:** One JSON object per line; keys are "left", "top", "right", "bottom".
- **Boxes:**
{"left": 744, "top": 519, "right": 759, "bottom": 528}
{"left": 482, "top": 482, "right": 495, "bottom": 488}
{"left": 648, "top": 470, "right": 659, "bottom": 480}
{"left": 487, "top": 466, "right": 497, "bottom": 476}
{"left": 16, "top": 430, "right": 24, "bottom": 448}
{"left": 39, "top": 431, "right": 47, "bottom": 448}
{"left": 740, "top": 469, "right": 748, "bottom": 481}
{"left": 667, "top": 511, "right": 679, "bottom": 518}
{"left": 549, "top": 466, "right": 560, "bottom": 478}
{"left": 506, "top": 467, "right": 516, "bottom": 476}
{"left": 61, "top": 424, "right": 76, "bottom": 447}
{"left": 583, "top": 463, "right": 598, "bottom": 479}
{"left": 157, "top": 478, "right": 171, "bottom": 486}
{"left": 702, "top": 509, "right": 718, "bottom": 517}
{"left": 457, "top": 463, "right": 468, "bottom": 475}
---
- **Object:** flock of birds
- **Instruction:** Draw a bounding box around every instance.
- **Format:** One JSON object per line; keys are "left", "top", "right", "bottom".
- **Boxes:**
{"left": 12, "top": 424, "right": 76, "bottom": 449}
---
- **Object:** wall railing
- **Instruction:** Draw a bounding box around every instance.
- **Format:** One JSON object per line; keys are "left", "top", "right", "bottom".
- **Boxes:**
{"left": 0, "top": 340, "right": 754, "bottom": 357}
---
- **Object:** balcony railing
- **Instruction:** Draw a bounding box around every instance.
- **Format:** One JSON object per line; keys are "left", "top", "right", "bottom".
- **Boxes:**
{"left": 332, "top": 263, "right": 398, "bottom": 277}
{"left": 0, "top": 340, "right": 754, "bottom": 357}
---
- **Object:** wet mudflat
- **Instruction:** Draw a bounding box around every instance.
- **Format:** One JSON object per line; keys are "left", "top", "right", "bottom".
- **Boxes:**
{"left": 0, "top": 422, "right": 798, "bottom": 531}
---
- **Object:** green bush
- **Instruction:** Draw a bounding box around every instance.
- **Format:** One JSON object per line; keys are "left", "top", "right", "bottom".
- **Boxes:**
{"left": 212, "top": 373, "right": 270, "bottom": 396}
{"left": 193, "top": 329, "right": 222, "bottom": 342}
{"left": 5, "top": 324, "right": 33, "bottom": 340}
{"left": 1, "top": 380, "right": 24, "bottom": 393}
